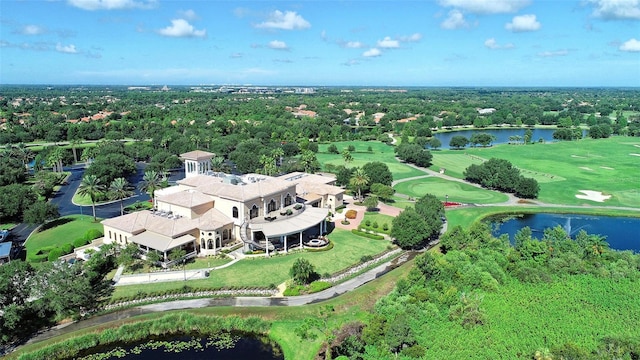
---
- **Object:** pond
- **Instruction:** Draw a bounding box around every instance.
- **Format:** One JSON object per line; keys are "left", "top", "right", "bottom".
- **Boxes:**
{"left": 490, "top": 213, "right": 640, "bottom": 253}
{"left": 432, "top": 128, "right": 585, "bottom": 149}
{"left": 79, "top": 334, "right": 283, "bottom": 360}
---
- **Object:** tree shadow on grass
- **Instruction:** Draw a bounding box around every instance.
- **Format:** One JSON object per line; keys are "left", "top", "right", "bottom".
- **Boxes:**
{"left": 39, "top": 217, "right": 73, "bottom": 232}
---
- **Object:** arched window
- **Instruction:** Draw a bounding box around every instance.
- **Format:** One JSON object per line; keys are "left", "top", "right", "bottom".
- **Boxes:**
{"left": 201, "top": 239, "right": 205, "bottom": 249}
{"left": 207, "top": 239, "right": 213, "bottom": 249}
{"left": 284, "top": 194, "right": 292, "bottom": 207}
{"left": 250, "top": 204, "right": 259, "bottom": 219}
{"left": 232, "top": 206, "right": 239, "bottom": 218}
{"left": 268, "top": 199, "right": 277, "bottom": 213}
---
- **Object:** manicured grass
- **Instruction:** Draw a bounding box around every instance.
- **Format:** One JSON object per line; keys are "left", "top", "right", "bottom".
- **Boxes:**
{"left": 456, "top": 137, "right": 640, "bottom": 207}
{"left": 394, "top": 176, "right": 509, "bottom": 204}
{"left": 361, "top": 212, "right": 394, "bottom": 233}
{"left": 429, "top": 152, "right": 485, "bottom": 178}
{"left": 111, "top": 228, "right": 391, "bottom": 300}
{"left": 25, "top": 215, "right": 103, "bottom": 262}
{"left": 1, "top": 223, "right": 16, "bottom": 230}
{"left": 317, "top": 141, "right": 426, "bottom": 181}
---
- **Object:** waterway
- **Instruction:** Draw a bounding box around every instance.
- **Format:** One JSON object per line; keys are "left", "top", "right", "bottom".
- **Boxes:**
{"left": 432, "top": 128, "right": 584, "bottom": 149}
{"left": 79, "top": 334, "right": 283, "bottom": 360}
{"left": 490, "top": 213, "right": 640, "bottom": 252}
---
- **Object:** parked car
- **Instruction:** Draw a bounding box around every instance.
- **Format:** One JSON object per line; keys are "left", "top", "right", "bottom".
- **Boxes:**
{"left": 0, "top": 230, "right": 10, "bottom": 242}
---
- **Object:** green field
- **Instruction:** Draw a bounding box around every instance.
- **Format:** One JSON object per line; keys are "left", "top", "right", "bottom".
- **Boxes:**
{"left": 420, "top": 275, "right": 640, "bottom": 359}
{"left": 394, "top": 176, "right": 509, "bottom": 204}
{"left": 112, "top": 228, "right": 391, "bottom": 300}
{"left": 433, "top": 138, "right": 640, "bottom": 207}
{"left": 317, "top": 141, "right": 426, "bottom": 180}
{"left": 25, "top": 215, "right": 103, "bottom": 262}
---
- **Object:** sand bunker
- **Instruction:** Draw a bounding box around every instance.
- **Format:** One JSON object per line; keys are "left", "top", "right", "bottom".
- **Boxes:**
{"left": 571, "top": 155, "right": 586, "bottom": 158}
{"left": 600, "top": 166, "right": 614, "bottom": 170}
{"left": 631, "top": 153, "right": 640, "bottom": 157}
{"left": 579, "top": 166, "right": 593, "bottom": 171}
{"left": 634, "top": 144, "right": 640, "bottom": 148}
{"left": 575, "top": 190, "right": 611, "bottom": 202}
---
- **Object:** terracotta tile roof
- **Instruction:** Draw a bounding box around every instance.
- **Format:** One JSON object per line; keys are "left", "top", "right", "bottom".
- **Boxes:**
{"left": 157, "top": 190, "right": 213, "bottom": 208}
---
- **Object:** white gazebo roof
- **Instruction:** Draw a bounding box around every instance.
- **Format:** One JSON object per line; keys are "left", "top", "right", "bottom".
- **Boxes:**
{"left": 250, "top": 207, "right": 328, "bottom": 237}
{"left": 130, "top": 232, "right": 196, "bottom": 252}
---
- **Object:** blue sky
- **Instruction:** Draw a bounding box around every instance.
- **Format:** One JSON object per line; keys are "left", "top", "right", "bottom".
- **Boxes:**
{"left": 1, "top": 0, "right": 639, "bottom": 86}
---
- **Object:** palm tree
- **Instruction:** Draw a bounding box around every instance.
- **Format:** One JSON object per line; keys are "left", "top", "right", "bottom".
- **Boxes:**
{"left": 341, "top": 149, "right": 353, "bottom": 165}
{"left": 77, "top": 174, "right": 105, "bottom": 222}
{"left": 11, "top": 143, "right": 35, "bottom": 173}
{"left": 349, "top": 168, "right": 370, "bottom": 201}
{"left": 210, "top": 155, "right": 225, "bottom": 173}
{"left": 69, "top": 138, "right": 83, "bottom": 163}
{"left": 139, "top": 170, "right": 162, "bottom": 204}
{"left": 108, "top": 177, "right": 134, "bottom": 216}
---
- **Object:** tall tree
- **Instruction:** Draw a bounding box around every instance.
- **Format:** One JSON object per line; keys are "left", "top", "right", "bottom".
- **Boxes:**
{"left": 139, "top": 170, "right": 162, "bottom": 204}
{"left": 349, "top": 168, "right": 370, "bottom": 201}
{"left": 108, "top": 177, "right": 134, "bottom": 216}
{"left": 77, "top": 174, "right": 105, "bottom": 222}
{"left": 342, "top": 149, "right": 353, "bottom": 165}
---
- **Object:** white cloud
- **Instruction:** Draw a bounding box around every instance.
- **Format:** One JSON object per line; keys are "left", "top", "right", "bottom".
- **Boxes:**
{"left": 538, "top": 49, "right": 569, "bottom": 57}
{"left": 363, "top": 48, "right": 382, "bottom": 57}
{"left": 345, "top": 41, "right": 365, "bottom": 49}
{"left": 484, "top": 38, "right": 515, "bottom": 49}
{"left": 438, "top": 0, "right": 529, "bottom": 14}
{"left": 21, "top": 25, "right": 46, "bottom": 35}
{"left": 67, "top": 0, "right": 156, "bottom": 11}
{"left": 56, "top": 43, "right": 78, "bottom": 54}
{"left": 158, "top": 19, "right": 206, "bottom": 38}
{"left": 230, "top": 52, "right": 243, "bottom": 58}
{"left": 620, "top": 38, "right": 640, "bottom": 52}
{"left": 377, "top": 36, "right": 400, "bottom": 48}
{"left": 505, "top": 14, "right": 541, "bottom": 32}
{"left": 441, "top": 10, "right": 469, "bottom": 29}
{"left": 587, "top": 0, "right": 640, "bottom": 20}
{"left": 255, "top": 10, "right": 311, "bottom": 30}
{"left": 399, "top": 33, "right": 423, "bottom": 42}
{"left": 268, "top": 40, "right": 289, "bottom": 50}
{"left": 343, "top": 59, "right": 360, "bottom": 66}
{"left": 178, "top": 9, "right": 198, "bottom": 21}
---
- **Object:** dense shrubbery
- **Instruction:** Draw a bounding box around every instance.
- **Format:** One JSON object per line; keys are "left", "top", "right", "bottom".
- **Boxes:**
{"left": 337, "top": 222, "right": 640, "bottom": 359}
{"left": 351, "top": 229, "right": 385, "bottom": 240}
{"left": 345, "top": 209, "right": 357, "bottom": 219}
{"left": 464, "top": 158, "right": 540, "bottom": 198}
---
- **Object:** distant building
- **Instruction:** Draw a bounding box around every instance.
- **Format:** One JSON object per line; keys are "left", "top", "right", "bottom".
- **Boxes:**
{"left": 102, "top": 151, "right": 344, "bottom": 267}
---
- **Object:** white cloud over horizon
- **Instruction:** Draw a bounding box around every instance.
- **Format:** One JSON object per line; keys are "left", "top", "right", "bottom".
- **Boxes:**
{"left": 67, "top": 0, "right": 157, "bottom": 11}
{"left": 587, "top": 0, "right": 640, "bottom": 20}
{"left": 158, "top": 19, "right": 206, "bottom": 38}
{"left": 363, "top": 48, "right": 382, "bottom": 57}
{"left": 438, "top": 0, "right": 529, "bottom": 14}
{"left": 620, "top": 38, "right": 640, "bottom": 52}
{"left": 441, "top": 10, "right": 469, "bottom": 29}
{"left": 377, "top": 36, "right": 400, "bottom": 48}
{"left": 538, "top": 49, "right": 569, "bottom": 57}
{"left": 484, "top": 38, "right": 515, "bottom": 49}
{"left": 505, "top": 14, "right": 541, "bottom": 32}
{"left": 56, "top": 43, "right": 78, "bottom": 53}
{"left": 255, "top": 10, "right": 310, "bottom": 30}
{"left": 268, "top": 40, "right": 289, "bottom": 50}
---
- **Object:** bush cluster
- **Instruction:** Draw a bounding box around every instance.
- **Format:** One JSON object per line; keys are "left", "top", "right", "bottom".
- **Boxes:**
{"left": 345, "top": 209, "right": 357, "bottom": 219}
{"left": 351, "top": 229, "right": 384, "bottom": 240}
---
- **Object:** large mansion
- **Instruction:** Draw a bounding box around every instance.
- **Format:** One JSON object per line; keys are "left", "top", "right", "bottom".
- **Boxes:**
{"left": 102, "top": 150, "right": 344, "bottom": 266}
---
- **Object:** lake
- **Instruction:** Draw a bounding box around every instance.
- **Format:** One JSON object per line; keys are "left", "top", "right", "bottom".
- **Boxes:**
{"left": 432, "top": 128, "right": 585, "bottom": 149}
{"left": 490, "top": 213, "right": 640, "bottom": 252}
{"left": 79, "top": 334, "right": 283, "bottom": 360}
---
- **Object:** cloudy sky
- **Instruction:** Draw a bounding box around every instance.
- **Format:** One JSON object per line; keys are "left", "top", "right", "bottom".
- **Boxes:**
{"left": 1, "top": 0, "right": 639, "bottom": 86}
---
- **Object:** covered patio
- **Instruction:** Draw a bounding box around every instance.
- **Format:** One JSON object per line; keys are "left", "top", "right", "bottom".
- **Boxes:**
{"left": 248, "top": 206, "right": 329, "bottom": 256}
{"left": 130, "top": 231, "right": 197, "bottom": 268}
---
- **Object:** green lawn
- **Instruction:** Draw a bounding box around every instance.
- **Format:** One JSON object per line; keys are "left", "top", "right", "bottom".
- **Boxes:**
{"left": 112, "top": 228, "right": 391, "bottom": 300}
{"left": 394, "top": 176, "right": 509, "bottom": 204}
{"left": 317, "top": 141, "right": 426, "bottom": 181}
{"left": 434, "top": 138, "right": 640, "bottom": 207}
{"left": 1, "top": 223, "right": 16, "bottom": 230}
{"left": 361, "top": 212, "right": 394, "bottom": 233}
{"left": 25, "top": 215, "right": 103, "bottom": 262}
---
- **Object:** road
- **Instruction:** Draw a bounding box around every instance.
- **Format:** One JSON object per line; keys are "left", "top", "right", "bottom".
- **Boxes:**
{"left": 24, "top": 250, "right": 420, "bottom": 344}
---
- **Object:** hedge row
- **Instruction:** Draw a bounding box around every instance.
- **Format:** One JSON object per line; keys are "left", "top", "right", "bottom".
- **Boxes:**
{"left": 350, "top": 229, "right": 385, "bottom": 240}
